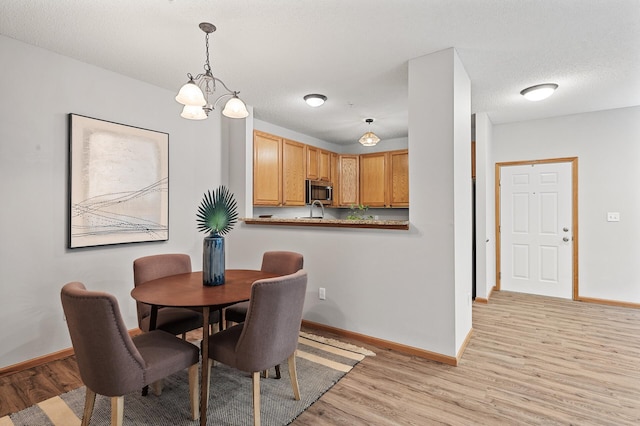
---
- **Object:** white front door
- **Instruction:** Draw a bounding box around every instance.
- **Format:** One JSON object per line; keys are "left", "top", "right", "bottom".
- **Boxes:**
{"left": 500, "top": 162, "right": 573, "bottom": 299}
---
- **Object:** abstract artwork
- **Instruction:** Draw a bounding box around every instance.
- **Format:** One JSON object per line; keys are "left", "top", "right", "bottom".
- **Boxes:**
{"left": 68, "top": 114, "right": 169, "bottom": 248}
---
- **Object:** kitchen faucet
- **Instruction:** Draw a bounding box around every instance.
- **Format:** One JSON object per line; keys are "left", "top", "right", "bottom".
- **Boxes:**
{"left": 310, "top": 200, "right": 325, "bottom": 219}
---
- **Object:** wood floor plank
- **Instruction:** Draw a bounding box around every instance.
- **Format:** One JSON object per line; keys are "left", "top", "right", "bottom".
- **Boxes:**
{"left": 2, "top": 291, "right": 640, "bottom": 425}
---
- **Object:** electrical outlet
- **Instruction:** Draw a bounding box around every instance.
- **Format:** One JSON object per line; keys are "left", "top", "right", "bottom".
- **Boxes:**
{"left": 607, "top": 212, "right": 620, "bottom": 222}
{"left": 319, "top": 287, "right": 326, "bottom": 300}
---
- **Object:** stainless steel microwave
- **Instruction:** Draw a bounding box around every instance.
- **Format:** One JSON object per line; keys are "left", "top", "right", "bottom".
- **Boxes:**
{"left": 306, "top": 179, "right": 333, "bottom": 205}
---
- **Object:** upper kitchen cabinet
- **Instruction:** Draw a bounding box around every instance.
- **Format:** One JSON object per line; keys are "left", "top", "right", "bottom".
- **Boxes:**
{"left": 337, "top": 154, "right": 359, "bottom": 206}
{"left": 253, "top": 131, "right": 306, "bottom": 206}
{"left": 360, "top": 152, "right": 387, "bottom": 207}
{"left": 389, "top": 149, "right": 409, "bottom": 207}
{"left": 306, "top": 146, "right": 331, "bottom": 181}
{"left": 253, "top": 130, "right": 281, "bottom": 206}
{"left": 359, "top": 149, "right": 409, "bottom": 208}
{"left": 282, "top": 139, "right": 306, "bottom": 206}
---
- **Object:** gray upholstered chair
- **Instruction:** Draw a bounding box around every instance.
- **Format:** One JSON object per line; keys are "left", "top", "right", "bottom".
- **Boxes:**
{"left": 134, "top": 253, "right": 220, "bottom": 338}
{"left": 225, "top": 251, "right": 304, "bottom": 326}
{"left": 61, "top": 282, "right": 200, "bottom": 426}
{"left": 224, "top": 251, "right": 303, "bottom": 379}
{"left": 207, "top": 270, "right": 308, "bottom": 426}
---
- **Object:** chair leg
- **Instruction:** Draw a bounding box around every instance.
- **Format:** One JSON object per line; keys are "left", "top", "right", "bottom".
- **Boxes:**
{"left": 252, "top": 371, "right": 261, "bottom": 426}
{"left": 287, "top": 353, "right": 301, "bottom": 400}
{"left": 275, "top": 364, "right": 281, "bottom": 379}
{"left": 81, "top": 387, "right": 96, "bottom": 426}
{"left": 110, "top": 396, "right": 124, "bottom": 426}
{"left": 151, "top": 379, "right": 163, "bottom": 396}
{"left": 188, "top": 363, "right": 199, "bottom": 420}
{"left": 206, "top": 359, "right": 213, "bottom": 403}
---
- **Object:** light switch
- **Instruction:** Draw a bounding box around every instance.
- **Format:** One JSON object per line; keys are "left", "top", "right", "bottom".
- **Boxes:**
{"left": 607, "top": 212, "right": 620, "bottom": 222}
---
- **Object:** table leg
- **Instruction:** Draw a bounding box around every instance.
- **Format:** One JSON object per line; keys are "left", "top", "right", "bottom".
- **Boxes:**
{"left": 200, "top": 306, "right": 210, "bottom": 426}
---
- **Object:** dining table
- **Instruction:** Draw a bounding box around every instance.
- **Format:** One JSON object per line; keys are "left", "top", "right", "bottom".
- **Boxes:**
{"left": 130, "top": 269, "right": 280, "bottom": 426}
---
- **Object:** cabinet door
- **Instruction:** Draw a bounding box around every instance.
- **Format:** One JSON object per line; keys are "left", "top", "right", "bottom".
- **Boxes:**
{"left": 253, "top": 131, "right": 282, "bottom": 206}
{"left": 306, "top": 145, "right": 319, "bottom": 179}
{"left": 282, "top": 139, "right": 306, "bottom": 206}
{"left": 338, "top": 155, "right": 359, "bottom": 206}
{"left": 389, "top": 150, "right": 409, "bottom": 207}
{"left": 360, "top": 152, "right": 388, "bottom": 207}
{"left": 318, "top": 149, "right": 331, "bottom": 181}
{"left": 330, "top": 152, "right": 340, "bottom": 205}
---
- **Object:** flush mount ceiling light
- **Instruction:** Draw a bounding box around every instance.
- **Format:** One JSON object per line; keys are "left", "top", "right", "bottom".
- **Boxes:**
{"left": 359, "top": 118, "right": 380, "bottom": 147}
{"left": 175, "top": 22, "right": 249, "bottom": 120}
{"left": 520, "top": 83, "right": 559, "bottom": 102}
{"left": 303, "top": 94, "right": 327, "bottom": 107}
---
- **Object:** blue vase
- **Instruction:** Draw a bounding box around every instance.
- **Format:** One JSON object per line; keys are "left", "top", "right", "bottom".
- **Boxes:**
{"left": 203, "top": 231, "right": 225, "bottom": 286}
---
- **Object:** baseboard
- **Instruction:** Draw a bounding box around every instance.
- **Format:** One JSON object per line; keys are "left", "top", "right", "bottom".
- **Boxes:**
{"left": 302, "top": 320, "right": 459, "bottom": 366}
{"left": 576, "top": 296, "right": 640, "bottom": 309}
{"left": 0, "top": 328, "right": 143, "bottom": 378}
{"left": 474, "top": 297, "right": 489, "bottom": 304}
{"left": 457, "top": 328, "right": 473, "bottom": 361}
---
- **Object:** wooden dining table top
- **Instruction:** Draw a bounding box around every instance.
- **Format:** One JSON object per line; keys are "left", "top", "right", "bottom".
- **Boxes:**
{"left": 130, "top": 269, "right": 280, "bottom": 309}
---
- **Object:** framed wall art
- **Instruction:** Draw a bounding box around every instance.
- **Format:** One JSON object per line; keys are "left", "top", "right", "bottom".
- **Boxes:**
{"left": 68, "top": 114, "right": 169, "bottom": 248}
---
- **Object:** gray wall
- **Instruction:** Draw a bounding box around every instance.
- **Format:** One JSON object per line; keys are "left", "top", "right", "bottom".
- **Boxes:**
{"left": 0, "top": 35, "right": 221, "bottom": 368}
{"left": 492, "top": 106, "right": 640, "bottom": 303}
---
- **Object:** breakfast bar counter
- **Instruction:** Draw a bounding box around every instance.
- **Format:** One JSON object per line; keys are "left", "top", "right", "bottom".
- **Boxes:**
{"left": 241, "top": 217, "right": 409, "bottom": 230}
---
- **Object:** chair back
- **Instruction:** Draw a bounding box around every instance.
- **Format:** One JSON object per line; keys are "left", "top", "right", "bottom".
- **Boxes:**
{"left": 61, "top": 282, "right": 145, "bottom": 396}
{"left": 133, "top": 253, "right": 192, "bottom": 325}
{"left": 261, "top": 251, "right": 303, "bottom": 275}
{"left": 235, "top": 270, "right": 308, "bottom": 372}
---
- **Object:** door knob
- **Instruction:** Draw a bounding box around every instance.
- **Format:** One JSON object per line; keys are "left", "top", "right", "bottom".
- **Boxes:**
{"left": 563, "top": 237, "right": 570, "bottom": 242}
{"left": 563, "top": 227, "right": 569, "bottom": 232}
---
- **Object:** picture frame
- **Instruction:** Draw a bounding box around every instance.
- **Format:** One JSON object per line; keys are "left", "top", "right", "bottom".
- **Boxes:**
{"left": 68, "top": 114, "right": 169, "bottom": 248}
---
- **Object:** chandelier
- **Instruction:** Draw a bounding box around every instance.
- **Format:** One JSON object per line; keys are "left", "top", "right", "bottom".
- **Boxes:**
{"left": 359, "top": 118, "right": 380, "bottom": 146}
{"left": 175, "top": 22, "right": 249, "bottom": 120}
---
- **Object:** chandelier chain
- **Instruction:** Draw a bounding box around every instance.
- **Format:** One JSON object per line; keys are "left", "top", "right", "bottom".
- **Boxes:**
{"left": 204, "top": 32, "right": 211, "bottom": 73}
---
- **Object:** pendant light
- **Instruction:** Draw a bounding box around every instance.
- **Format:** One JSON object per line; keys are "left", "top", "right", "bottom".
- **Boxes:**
{"left": 359, "top": 118, "right": 380, "bottom": 146}
{"left": 176, "top": 22, "right": 249, "bottom": 120}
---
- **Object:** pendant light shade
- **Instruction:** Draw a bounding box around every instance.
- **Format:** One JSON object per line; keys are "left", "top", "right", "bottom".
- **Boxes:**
{"left": 222, "top": 95, "right": 250, "bottom": 118}
{"left": 359, "top": 118, "right": 380, "bottom": 146}
{"left": 176, "top": 22, "right": 248, "bottom": 120}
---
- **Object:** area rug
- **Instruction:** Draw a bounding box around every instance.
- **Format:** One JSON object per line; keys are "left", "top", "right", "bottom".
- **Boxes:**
{"left": 1, "top": 333, "right": 374, "bottom": 426}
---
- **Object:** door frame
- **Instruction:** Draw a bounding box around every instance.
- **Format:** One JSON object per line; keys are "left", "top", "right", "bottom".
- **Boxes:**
{"left": 495, "top": 157, "right": 579, "bottom": 299}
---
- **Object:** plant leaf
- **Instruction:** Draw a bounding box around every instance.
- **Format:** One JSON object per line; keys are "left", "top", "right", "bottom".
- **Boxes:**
{"left": 196, "top": 185, "right": 238, "bottom": 235}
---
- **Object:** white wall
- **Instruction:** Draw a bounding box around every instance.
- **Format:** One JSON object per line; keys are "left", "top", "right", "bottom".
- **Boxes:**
{"left": 492, "top": 106, "right": 640, "bottom": 303}
{"left": 474, "top": 113, "right": 496, "bottom": 299}
{"left": 0, "top": 35, "right": 220, "bottom": 368}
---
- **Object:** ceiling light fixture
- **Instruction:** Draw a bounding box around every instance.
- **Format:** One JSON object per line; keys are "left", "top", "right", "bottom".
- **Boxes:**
{"left": 359, "top": 118, "right": 380, "bottom": 147}
{"left": 303, "top": 94, "right": 327, "bottom": 107}
{"left": 520, "top": 83, "right": 558, "bottom": 102}
{"left": 175, "top": 22, "right": 249, "bottom": 120}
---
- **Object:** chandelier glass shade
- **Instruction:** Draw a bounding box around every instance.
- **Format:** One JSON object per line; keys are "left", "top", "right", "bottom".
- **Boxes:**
{"left": 359, "top": 118, "right": 380, "bottom": 146}
{"left": 176, "top": 23, "right": 249, "bottom": 120}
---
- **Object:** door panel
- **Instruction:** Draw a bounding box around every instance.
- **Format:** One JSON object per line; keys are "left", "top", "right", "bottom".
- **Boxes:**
{"left": 500, "top": 162, "right": 572, "bottom": 298}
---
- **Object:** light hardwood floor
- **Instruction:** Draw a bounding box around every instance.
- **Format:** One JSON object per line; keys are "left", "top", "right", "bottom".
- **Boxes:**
{"left": 2, "top": 291, "right": 640, "bottom": 424}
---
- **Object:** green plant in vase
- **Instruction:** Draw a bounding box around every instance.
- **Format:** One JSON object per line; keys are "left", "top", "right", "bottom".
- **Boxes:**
{"left": 197, "top": 185, "right": 238, "bottom": 286}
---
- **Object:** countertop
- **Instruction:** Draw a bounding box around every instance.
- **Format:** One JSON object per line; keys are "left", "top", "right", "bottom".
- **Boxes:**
{"left": 241, "top": 217, "right": 409, "bottom": 230}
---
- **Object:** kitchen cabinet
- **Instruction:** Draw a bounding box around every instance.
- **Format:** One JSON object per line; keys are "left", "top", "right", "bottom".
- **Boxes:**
{"left": 338, "top": 155, "right": 359, "bottom": 206}
{"left": 359, "top": 149, "right": 409, "bottom": 208}
{"left": 389, "top": 149, "right": 409, "bottom": 207}
{"left": 305, "top": 145, "right": 319, "bottom": 179}
{"left": 330, "top": 152, "right": 340, "bottom": 205}
{"left": 318, "top": 149, "right": 331, "bottom": 181}
{"left": 360, "top": 152, "right": 387, "bottom": 207}
{"left": 282, "top": 139, "right": 306, "bottom": 206}
{"left": 306, "top": 146, "right": 331, "bottom": 181}
{"left": 253, "top": 131, "right": 281, "bottom": 206}
{"left": 253, "top": 131, "right": 306, "bottom": 206}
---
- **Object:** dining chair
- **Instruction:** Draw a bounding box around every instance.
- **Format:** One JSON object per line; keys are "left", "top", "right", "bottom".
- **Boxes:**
{"left": 133, "top": 253, "right": 220, "bottom": 338}
{"left": 225, "top": 251, "right": 304, "bottom": 326}
{"left": 206, "top": 270, "right": 308, "bottom": 426}
{"left": 61, "top": 282, "right": 200, "bottom": 426}
{"left": 224, "top": 251, "right": 303, "bottom": 378}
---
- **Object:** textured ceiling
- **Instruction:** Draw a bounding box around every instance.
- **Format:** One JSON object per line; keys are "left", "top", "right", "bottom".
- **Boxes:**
{"left": 1, "top": 0, "right": 638, "bottom": 145}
